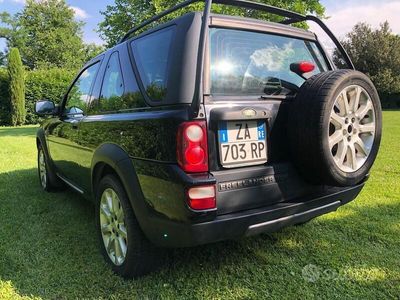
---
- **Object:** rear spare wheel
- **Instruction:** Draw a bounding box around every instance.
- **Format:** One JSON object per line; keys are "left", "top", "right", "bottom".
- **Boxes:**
{"left": 288, "top": 70, "right": 382, "bottom": 186}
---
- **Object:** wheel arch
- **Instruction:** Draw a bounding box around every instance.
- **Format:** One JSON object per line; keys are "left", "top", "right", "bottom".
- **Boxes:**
{"left": 36, "top": 127, "right": 63, "bottom": 188}
{"left": 91, "top": 143, "right": 134, "bottom": 195}
{"left": 91, "top": 143, "right": 152, "bottom": 238}
{"left": 36, "top": 128, "right": 46, "bottom": 149}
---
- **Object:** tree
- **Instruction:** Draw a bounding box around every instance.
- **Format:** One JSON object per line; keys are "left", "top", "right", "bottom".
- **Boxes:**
{"left": 7, "top": 48, "right": 25, "bottom": 126}
{"left": 83, "top": 43, "right": 105, "bottom": 62}
{"left": 0, "top": 67, "right": 10, "bottom": 125}
{"left": 338, "top": 22, "right": 400, "bottom": 96}
{"left": 0, "top": 0, "right": 86, "bottom": 70}
{"left": 0, "top": 12, "right": 26, "bottom": 51}
{"left": 0, "top": 51, "right": 6, "bottom": 66}
{"left": 98, "top": 0, "right": 325, "bottom": 47}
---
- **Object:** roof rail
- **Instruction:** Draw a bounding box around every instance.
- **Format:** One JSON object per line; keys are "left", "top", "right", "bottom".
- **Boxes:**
{"left": 119, "top": 0, "right": 354, "bottom": 116}
{"left": 281, "top": 15, "right": 354, "bottom": 69}
{"left": 118, "top": 0, "right": 307, "bottom": 43}
{"left": 213, "top": 0, "right": 305, "bottom": 20}
{"left": 119, "top": 0, "right": 199, "bottom": 43}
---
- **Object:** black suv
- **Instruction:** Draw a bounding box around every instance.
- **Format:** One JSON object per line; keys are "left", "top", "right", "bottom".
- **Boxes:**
{"left": 34, "top": 0, "right": 382, "bottom": 277}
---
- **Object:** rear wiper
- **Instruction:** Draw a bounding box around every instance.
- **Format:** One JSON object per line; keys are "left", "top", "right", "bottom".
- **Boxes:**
{"left": 263, "top": 77, "right": 283, "bottom": 95}
{"left": 260, "top": 77, "right": 299, "bottom": 99}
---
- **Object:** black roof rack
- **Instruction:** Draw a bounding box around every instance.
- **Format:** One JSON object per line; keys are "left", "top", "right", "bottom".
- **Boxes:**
{"left": 118, "top": 0, "right": 308, "bottom": 43}
{"left": 119, "top": 0, "right": 199, "bottom": 43}
{"left": 119, "top": 0, "right": 354, "bottom": 117}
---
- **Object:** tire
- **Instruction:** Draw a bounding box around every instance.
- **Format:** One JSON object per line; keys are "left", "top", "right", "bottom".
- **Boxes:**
{"left": 95, "top": 175, "right": 162, "bottom": 278}
{"left": 288, "top": 70, "right": 382, "bottom": 186}
{"left": 37, "top": 144, "right": 59, "bottom": 192}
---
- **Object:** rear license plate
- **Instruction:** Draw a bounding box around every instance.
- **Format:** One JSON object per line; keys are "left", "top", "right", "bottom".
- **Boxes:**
{"left": 218, "top": 120, "right": 267, "bottom": 167}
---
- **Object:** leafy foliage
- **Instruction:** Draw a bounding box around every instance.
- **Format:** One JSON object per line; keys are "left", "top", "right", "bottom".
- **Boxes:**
{"left": 98, "top": 0, "right": 325, "bottom": 47}
{"left": 0, "top": 11, "right": 26, "bottom": 52}
{"left": 0, "top": 67, "right": 10, "bottom": 125}
{"left": 7, "top": 48, "right": 25, "bottom": 126}
{"left": 0, "top": 68, "right": 75, "bottom": 125}
{"left": 83, "top": 43, "right": 105, "bottom": 62}
{"left": 0, "top": 51, "right": 6, "bottom": 66}
{"left": 0, "top": 0, "right": 86, "bottom": 70}
{"left": 24, "top": 68, "right": 76, "bottom": 124}
{"left": 338, "top": 22, "right": 400, "bottom": 107}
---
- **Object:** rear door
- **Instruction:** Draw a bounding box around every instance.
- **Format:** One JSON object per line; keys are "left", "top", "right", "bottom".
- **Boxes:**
{"left": 204, "top": 26, "right": 330, "bottom": 213}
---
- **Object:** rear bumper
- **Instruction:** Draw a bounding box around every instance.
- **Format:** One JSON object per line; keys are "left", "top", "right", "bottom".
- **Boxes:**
{"left": 144, "top": 182, "right": 364, "bottom": 247}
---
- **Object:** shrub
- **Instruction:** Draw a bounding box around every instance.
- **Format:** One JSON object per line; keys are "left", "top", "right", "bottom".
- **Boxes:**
{"left": 25, "top": 68, "right": 76, "bottom": 124}
{"left": 8, "top": 48, "right": 25, "bottom": 126}
{"left": 0, "top": 68, "right": 10, "bottom": 125}
{"left": 0, "top": 67, "right": 76, "bottom": 125}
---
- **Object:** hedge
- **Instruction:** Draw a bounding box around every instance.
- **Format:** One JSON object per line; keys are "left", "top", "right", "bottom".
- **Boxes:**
{"left": 0, "top": 68, "right": 10, "bottom": 125}
{"left": 25, "top": 68, "right": 76, "bottom": 124}
{"left": 0, "top": 67, "right": 76, "bottom": 125}
{"left": 380, "top": 93, "right": 400, "bottom": 109}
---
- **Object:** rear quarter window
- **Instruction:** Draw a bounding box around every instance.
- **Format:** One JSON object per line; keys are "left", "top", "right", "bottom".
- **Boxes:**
{"left": 131, "top": 26, "right": 175, "bottom": 101}
{"left": 91, "top": 51, "right": 146, "bottom": 113}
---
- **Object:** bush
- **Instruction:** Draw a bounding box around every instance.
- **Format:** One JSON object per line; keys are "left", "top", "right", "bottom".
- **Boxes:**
{"left": 25, "top": 68, "right": 76, "bottom": 124}
{"left": 0, "top": 68, "right": 76, "bottom": 125}
{"left": 0, "top": 68, "right": 10, "bottom": 125}
{"left": 8, "top": 48, "right": 25, "bottom": 126}
{"left": 380, "top": 93, "right": 400, "bottom": 109}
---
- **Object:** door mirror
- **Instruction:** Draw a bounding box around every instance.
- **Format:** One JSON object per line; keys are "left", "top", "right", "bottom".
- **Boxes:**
{"left": 34, "top": 100, "right": 57, "bottom": 116}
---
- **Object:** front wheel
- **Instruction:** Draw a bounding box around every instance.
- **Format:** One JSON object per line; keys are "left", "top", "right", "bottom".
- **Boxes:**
{"left": 95, "top": 175, "right": 162, "bottom": 278}
{"left": 37, "top": 145, "right": 57, "bottom": 191}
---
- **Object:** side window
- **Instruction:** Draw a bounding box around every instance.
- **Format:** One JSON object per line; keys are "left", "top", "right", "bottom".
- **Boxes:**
{"left": 96, "top": 51, "right": 146, "bottom": 113}
{"left": 131, "top": 26, "right": 174, "bottom": 101}
{"left": 65, "top": 62, "right": 100, "bottom": 116}
{"left": 101, "top": 52, "right": 124, "bottom": 100}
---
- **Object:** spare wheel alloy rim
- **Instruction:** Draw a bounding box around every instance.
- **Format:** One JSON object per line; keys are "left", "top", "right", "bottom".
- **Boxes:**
{"left": 328, "top": 85, "right": 376, "bottom": 173}
{"left": 99, "top": 188, "right": 128, "bottom": 266}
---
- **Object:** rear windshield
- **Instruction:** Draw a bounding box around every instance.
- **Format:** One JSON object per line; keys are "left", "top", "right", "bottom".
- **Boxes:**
{"left": 210, "top": 28, "right": 329, "bottom": 96}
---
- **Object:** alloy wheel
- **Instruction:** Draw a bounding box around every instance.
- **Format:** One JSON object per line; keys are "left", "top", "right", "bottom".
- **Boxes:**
{"left": 99, "top": 188, "right": 128, "bottom": 266}
{"left": 329, "top": 85, "right": 376, "bottom": 172}
{"left": 38, "top": 149, "right": 47, "bottom": 189}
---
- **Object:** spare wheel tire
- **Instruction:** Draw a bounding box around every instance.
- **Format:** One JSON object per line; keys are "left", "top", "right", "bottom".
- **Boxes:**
{"left": 288, "top": 70, "right": 382, "bottom": 186}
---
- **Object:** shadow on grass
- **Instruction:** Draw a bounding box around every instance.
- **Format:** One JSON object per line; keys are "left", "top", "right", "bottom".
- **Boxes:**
{"left": 0, "top": 126, "right": 38, "bottom": 137}
{"left": 0, "top": 168, "right": 399, "bottom": 299}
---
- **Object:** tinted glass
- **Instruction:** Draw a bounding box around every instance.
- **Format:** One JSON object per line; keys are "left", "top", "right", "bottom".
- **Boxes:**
{"left": 101, "top": 52, "right": 124, "bottom": 100}
{"left": 65, "top": 62, "right": 100, "bottom": 115}
{"left": 132, "top": 26, "right": 174, "bottom": 101}
{"left": 210, "top": 28, "right": 329, "bottom": 96}
{"left": 95, "top": 51, "right": 146, "bottom": 112}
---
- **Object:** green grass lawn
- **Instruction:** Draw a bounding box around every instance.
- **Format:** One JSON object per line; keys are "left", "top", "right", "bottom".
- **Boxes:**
{"left": 0, "top": 113, "right": 399, "bottom": 300}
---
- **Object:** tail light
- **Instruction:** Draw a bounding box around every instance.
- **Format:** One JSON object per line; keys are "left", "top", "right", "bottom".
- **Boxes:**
{"left": 187, "top": 185, "right": 216, "bottom": 210}
{"left": 176, "top": 121, "right": 208, "bottom": 173}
